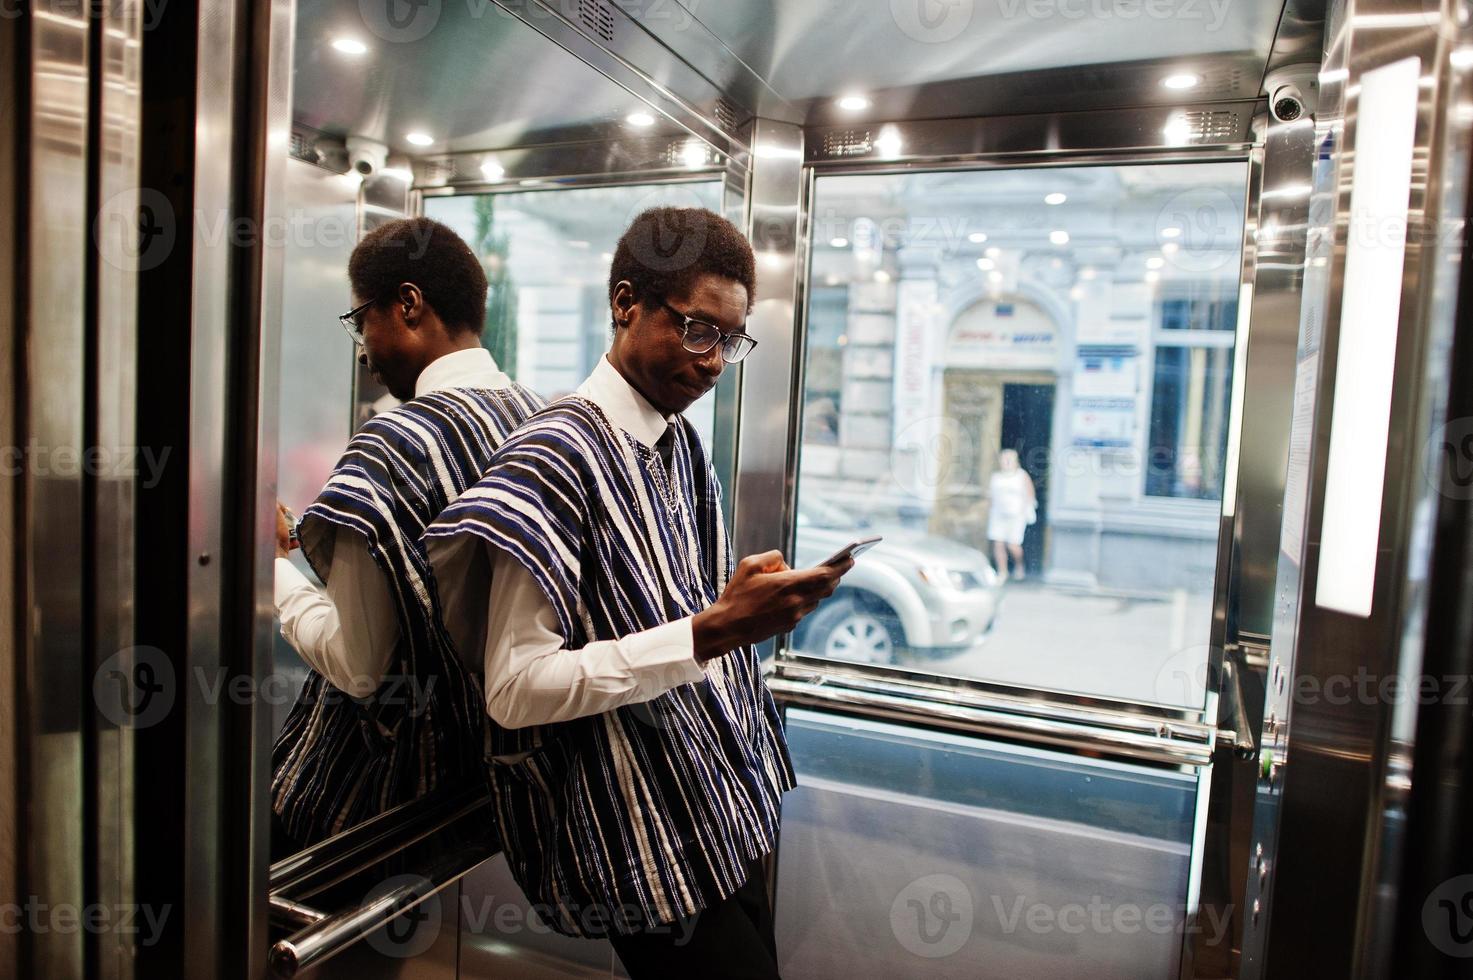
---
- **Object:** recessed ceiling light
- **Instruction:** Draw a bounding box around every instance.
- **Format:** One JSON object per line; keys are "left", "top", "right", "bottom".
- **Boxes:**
{"left": 480, "top": 160, "right": 505, "bottom": 180}
{"left": 830, "top": 237, "right": 849, "bottom": 248}
{"left": 1162, "top": 73, "right": 1201, "bottom": 90}
{"left": 968, "top": 231, "right": 988, "bottom": 244}
{"left": 1080, "top": 267, "right": 1097, "bottom": 280}
{"left": 1162, "top": 242, "right": 1180, "bottom": 255}
{"left": 985, "top": 246, "right": 1001, "bottom": 258}
{"left": 874, "top": 269, "right": 892, "bottom": 283}
{"left": 1452, "top": 47, "right": 1473, "bottom": 69}
{"left": 1146, "top": 256, "right": 1165, "bottom": 269}
{"left": 874, "top": 126, "right": 903, "bottom": 157}
{"left": 1161, "top": 225, "right": 1183, "bottom": 238}
{"left": 626, "top": 111, "right": 656, "bottom": 127}
{"left": 976, "top": 257, "right": 995, "bottom": 271}
{"left": 1163, "top": 118, "right": 1195, "bottom": 143}
{"left": 405, "top": 132, "right": 434, "bottom": 146}
{"left": 1049, "top": 230, "right": 1070, "bottom": 245}
{"left": 988, "top": 270, "right": 1004, "bottom": 283}
{"left": 1044, "top": 192, "right": 1067, "bottom": 205}
{"left": 837, "top": 94, "right": 871, "bottom": 111}
{"left": 1145, "top": 270, "right": 1161, "bottom": 282}
{"left": 680, "top": 141, "right": 707, "bottom": 168}
{"left": 332, "top": 38, "right": 368, "bottom": 55}
{"left": 1070, "top": 286, "right": 1084, "bottom": 300}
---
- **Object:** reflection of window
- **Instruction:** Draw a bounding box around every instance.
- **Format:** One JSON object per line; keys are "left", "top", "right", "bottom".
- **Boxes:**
{"left": 801, "top": 286, "right": 848, "bottom": 445}
{"left": 1160, "top": 295, "right": 1237, "bottom": 332}
{"left": 1147, "top": 343, "right": 1235, "bottom": 499}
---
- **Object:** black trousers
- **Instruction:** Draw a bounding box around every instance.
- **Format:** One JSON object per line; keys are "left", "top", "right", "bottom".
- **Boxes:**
{"left": 609, "top": 854, "right": 781, "bottom": 980}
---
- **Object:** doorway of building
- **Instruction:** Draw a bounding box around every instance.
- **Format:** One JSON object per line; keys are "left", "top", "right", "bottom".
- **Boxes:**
{"left": 1000, "top": 382, "right": 1054, "bottom": 575}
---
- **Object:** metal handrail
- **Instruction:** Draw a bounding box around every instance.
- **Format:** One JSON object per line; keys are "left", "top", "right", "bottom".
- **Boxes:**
{"left": 767, "top": 674, "right": 1216, "bottom": 767}
{"left": 269, "top": 838, "right": 496, "bottom": 978}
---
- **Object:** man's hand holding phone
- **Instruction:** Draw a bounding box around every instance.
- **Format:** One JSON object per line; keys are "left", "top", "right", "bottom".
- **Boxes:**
{"left": 692, "top": 537, "right": 879, "bottom": 664}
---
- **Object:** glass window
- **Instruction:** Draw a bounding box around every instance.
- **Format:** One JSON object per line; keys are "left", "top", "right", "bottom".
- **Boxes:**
{"left": 424, "top": 180, "right": 724, "bottom": 444}
{"left": 790, "top": 163, "right": 1248, "bottom": 708}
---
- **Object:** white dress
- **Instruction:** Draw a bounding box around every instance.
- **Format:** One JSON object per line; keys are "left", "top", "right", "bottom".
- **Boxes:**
{"left": 987, "top": 469, "right": 1032, "bottom": 545}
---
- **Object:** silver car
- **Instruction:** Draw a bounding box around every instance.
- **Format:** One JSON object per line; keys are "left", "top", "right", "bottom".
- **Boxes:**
{"left": 790, "top": 497, "right": 1001, "bottom": 666}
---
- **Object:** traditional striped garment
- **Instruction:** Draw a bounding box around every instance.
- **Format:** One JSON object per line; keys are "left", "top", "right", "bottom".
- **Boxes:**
{"left": 423, "top": 396, "right": 797, "bottom": 938}
{"left": 272, "top": 383, "right": 545, "bottom": 844}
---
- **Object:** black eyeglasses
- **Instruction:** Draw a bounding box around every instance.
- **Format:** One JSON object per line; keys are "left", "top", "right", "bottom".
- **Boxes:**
{"left": 338, "top": 300, "right": 372, "bottom": 346}
{"left": 660, "top": 301, "right": 757, "bottom": 364}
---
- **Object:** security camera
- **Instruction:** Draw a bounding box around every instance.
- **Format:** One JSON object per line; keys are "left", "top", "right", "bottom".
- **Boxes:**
{"left": 346, "top": 136, "right": 389, "bottom": 177}
{"left": 1264, "top": 66, "right": 1319, "bottom": 124}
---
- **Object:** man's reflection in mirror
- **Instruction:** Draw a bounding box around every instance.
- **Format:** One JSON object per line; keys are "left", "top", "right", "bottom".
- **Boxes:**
{"left": 270, "top": 218, "right": 545, "bottom": 857}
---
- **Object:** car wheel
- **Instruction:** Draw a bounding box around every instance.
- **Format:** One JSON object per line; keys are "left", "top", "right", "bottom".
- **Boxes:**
{"left": 806, "top": 598, "right": 898, "bottom": 665}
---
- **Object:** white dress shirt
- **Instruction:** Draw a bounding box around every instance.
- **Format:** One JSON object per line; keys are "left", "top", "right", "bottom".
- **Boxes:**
{"left": 274, "top": 346, "right": 513, "bottom": 697}
{"left": 480, "top": 354, "right": 706, "bottom": 732}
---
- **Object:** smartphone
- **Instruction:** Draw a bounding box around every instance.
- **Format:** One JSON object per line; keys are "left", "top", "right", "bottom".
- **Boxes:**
{"left": 817, "top": 535, "right": 882, "bottom": 568}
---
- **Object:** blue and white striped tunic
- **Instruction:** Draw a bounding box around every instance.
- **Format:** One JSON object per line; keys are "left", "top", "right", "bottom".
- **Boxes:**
{"left": 272, "top": 384, "right": 544, "bottom": 844}
{"left": 423, "top": 397, "right": 796, "bottom": 937}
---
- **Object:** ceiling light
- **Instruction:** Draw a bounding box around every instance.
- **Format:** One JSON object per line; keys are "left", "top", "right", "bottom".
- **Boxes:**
{"left": 874, "top": 126, "right": 903, "bottom": 157}
{"left": 1161, "top": 225, "right": 1183, "bottom": 239}
{"left": 1145, "top": 270, "right": 1161, "bottom": 282}
{"left": 626, "top": 111, "right": 656, "bottom": 127}
{"left": 837, "top": 94, "right": 871, "bottom": 111}
{"left": 600, "top": 251, "right": 614, "bottom": 262}
{"left": 1452, "top": 47, "right": 1473, "bottom": 69}
{"left": 1049, "top": 230, "right": 1070, "bottom": 245}
{"left": 874, "top": 269, "right": 892, "bottom": 283}
{"left": 1162, "top": 242, "right": 1180, "bottom": 255}
{"left": 1146, "top": 256, "right": 1165, "bottom": 269}
{"left": 976, "top": 257, "right": 995, "bottom": 271}
{"left": 1162, "top": 73, "right": 1201, "bottom": 90}
{"left": 985, "top": 246, "right": 1001, "bottom": 258}
{"left": 680, "top": 142, "right": 708, "bottom": 168}
{"left": 1080, "top": 267, "right": 1097, "bottom": 280}
{"left": 968, "top": 231, "right": 988, "bottom": 244}
{"left": 830, "top": 237, "right": 849, "bottom": 248}
{"left": 1069, "top": 286, "right": 1084, "bottom": 300}
{"left": 1163, "top": 117, "right": 1195, "bottom": 144}
{"left": 405, "top": 132, "right": 434, "bottom": 146}
{"left": 332, "top": 38, "right": 368, "bottom": 55}
{"left": 988, "top": 270, "right": 1004, "bottom": 283}
{"left": 480, "top": 160, "right": 505, "bottom": 181}
{"left": 1044, "top": 192, "right": 1067, "bottom": 205}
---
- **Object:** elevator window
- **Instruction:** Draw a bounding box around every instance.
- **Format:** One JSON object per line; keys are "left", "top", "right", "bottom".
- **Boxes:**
{"left": 791, "top": 163, "right": 1248, "bottom": 708}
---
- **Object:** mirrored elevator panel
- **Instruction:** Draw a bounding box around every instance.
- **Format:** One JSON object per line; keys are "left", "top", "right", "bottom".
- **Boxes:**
{"left": 789, "top": 162, "right": 1248, "bottom": 709}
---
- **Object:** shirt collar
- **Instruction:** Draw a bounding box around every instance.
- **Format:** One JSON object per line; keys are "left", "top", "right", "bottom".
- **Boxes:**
{"left": 414, "top": 347, "right": 512, "bottom": 398}
{"left": 575, "top": 354, "right": 673, "bottom": 448}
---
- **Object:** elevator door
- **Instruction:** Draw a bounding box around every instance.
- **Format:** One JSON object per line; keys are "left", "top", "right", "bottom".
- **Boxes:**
{"left": 773, "top": 160, "right": 1252, "bottom": 980}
